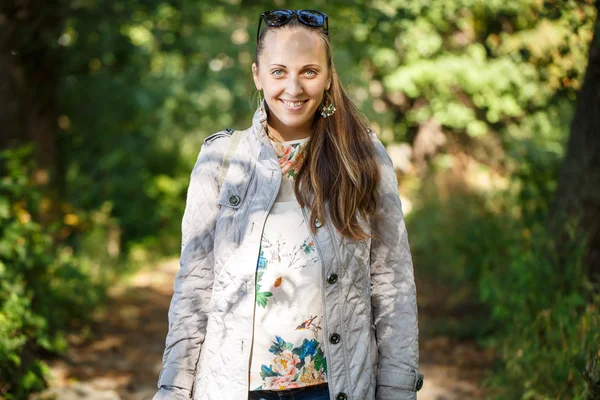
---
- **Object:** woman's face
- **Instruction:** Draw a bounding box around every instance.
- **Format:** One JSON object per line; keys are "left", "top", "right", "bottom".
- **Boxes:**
{"left": 252, "top": 27, "right": 331, "bottom": 135}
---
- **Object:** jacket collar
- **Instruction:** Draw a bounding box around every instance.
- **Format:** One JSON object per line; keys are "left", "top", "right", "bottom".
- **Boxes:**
{"left": 230, "top": 99, "right": 318, "bottom": 210}
{"left": 217, "top": 100, "right": 277, "bottom": 209}
{"left": 247, "top": 99, "right": 276, "bottom": 162}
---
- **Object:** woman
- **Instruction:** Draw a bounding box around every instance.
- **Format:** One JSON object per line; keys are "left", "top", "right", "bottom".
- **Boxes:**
{"left": 154, "top": 9, "right": 423, "bottom": 400}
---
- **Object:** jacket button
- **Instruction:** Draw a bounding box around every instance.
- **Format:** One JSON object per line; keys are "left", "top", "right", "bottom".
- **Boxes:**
{"left": 327, "top": 273, "right": 338, "bottom": 284}
{"left": 315, "top": 218, "right": 323, "bottom": 228}
{"left": 335, "top": 393, "right": 347, "bottom": 400}
{"left": 329, "top": 333, "right": 341, "bottom": 344}
{"left": 228, "top": 195, "right": 240, "bottom": 206}
{"left": 416, "top": 373, "right": 424, "bottom": 391}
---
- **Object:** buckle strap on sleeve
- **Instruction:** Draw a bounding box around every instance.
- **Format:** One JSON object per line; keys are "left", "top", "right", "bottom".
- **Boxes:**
{"left": 378, "top": 369, "right": 424, "bottom": 392}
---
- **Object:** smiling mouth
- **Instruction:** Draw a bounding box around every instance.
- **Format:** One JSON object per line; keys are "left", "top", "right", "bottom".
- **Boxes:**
{"left": 280, "top": 99, "right": 308, "bottom": 108}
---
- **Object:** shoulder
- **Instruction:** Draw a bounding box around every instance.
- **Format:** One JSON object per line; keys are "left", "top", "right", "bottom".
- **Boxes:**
{"left": 201, "top": 127, "right": 250, "bottom": 152}
{"left": 366, "top": 128, "right": 401, "bottom": 198}
{"left": 198, "top": 127, "right": 241, "bottom": 159}
{"left": 203, "top": 127, "right": 235, "bottom": 145}
{"left": 190, "top": 128, "right": 239, "bottom": 176}
{"left": 367, "top": 128, "right": 394, "bottom": 169}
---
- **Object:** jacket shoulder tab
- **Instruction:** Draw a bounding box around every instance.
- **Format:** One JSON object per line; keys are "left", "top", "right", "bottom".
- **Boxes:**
{"left": 203, "top": 128, "right": 235, "bottom": 144}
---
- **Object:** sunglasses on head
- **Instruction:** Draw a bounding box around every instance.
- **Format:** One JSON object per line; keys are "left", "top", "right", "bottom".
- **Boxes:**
{"left": 256, "top": 9, "right": 329, "bottom": 43}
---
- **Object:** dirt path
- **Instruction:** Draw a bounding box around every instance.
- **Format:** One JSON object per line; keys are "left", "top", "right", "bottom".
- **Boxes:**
{"left": 35, "top": 259, "right": 493, "bottom": 400}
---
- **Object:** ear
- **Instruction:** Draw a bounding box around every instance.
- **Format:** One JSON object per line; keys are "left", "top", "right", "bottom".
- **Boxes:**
{"left": 252, "top": 63, "right": 262, "bottom": 91}
{"left": 326, "top": 72, "right": 332, "bottom": 91}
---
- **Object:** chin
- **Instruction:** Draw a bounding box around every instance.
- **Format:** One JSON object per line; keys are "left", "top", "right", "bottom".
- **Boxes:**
{"left": 273, "top": 106, "right": 319, "bottom": 127}
{"left": 269, "top": 111, "right": 311, "bottom": 129}
{"left": 278, "top": 115, "right": 313, "bottom": 128}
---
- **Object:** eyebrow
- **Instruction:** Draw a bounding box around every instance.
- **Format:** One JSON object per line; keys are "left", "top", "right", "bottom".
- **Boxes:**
{"left": 268, "top": 63, "right": 322, "bottom": 69}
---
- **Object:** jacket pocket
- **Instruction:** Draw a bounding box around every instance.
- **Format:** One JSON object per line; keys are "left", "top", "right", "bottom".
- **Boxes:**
{"left": 370, "top": 326, "right": 378, "bottom": 367}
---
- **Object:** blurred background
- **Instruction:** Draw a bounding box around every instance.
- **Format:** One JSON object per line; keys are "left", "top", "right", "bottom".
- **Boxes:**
{"left": 1, "top": 0, "right": 598, "bottom": 399}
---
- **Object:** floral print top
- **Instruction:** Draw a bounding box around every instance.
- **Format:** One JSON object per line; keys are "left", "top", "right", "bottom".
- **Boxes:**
{"left": 249, "top": 136, "right": 328, "bottom": 391}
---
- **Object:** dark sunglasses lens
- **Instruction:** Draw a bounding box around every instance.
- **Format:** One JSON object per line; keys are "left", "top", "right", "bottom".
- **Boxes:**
{"left": 298, "top": 10, "right": 325, "bottom": 26}
{"left": 264, "top": 10, "right": 293, "bottom": 26}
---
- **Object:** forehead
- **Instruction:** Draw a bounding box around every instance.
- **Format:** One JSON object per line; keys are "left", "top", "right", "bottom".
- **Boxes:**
{"left": 260, "top": 28, "right": 327, "bottom": 66}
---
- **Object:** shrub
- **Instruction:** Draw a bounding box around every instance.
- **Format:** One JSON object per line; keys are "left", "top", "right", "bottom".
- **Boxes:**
{"left": 479, "top": 221, "right": 599, "bottom": 399}
{"left": 0, "top": 146, "right": 105, "bottom": 398}
{"left": 406, "top": 150, "right": 598, "bottom": 398}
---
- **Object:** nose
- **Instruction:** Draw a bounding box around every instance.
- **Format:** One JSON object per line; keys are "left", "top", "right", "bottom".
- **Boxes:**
{"left": 285, "top": 76, "right": 304, "bottom": 97}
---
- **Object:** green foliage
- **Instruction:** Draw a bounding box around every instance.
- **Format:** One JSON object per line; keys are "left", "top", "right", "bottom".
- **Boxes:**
{"left": 479, "top": 224, "right": 599, "bottom": 399}
{"left": 474, "top": 139, "right": 599, "bottom": 399}
{"left": 52, "top": 0, "right": 596, "bottom": 256}
{"left": 408, "top": 180, "right": 516, "bottom": 289}
{"left": 4, "top": 0, "right": 596, "bottom": 397}
{"left": 407, "top": 141, "right": 598, "bottom": 398}
{"left": 0, "top": 147, "right": 105, "bottom": 398}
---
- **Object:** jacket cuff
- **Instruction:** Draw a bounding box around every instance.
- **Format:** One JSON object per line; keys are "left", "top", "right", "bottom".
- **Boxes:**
{"left": 378, "top": 369, "right": 423, "bottom": 391}
{"left": 153, "top": 386, "right": 191, "bottom": 400}
{"left": 157, "top": 368, "right": 195, "bottom": 392}
{"left": 376, "top": 386, "right": 417, "bottom": 400}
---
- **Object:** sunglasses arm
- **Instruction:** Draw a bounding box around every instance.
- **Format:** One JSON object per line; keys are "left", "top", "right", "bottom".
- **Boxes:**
{"left": 256, "top": 14, "right": 264, "bottom": 44}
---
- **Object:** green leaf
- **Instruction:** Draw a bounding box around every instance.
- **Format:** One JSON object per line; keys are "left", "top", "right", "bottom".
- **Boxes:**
{"left": 314, "top": 348, "right": 327, "bottom": 373}
{"left": 256, "top": 291, "right": 273, "bottom": 308}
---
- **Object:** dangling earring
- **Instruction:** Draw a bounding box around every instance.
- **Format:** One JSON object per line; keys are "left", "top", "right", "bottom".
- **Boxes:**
{"left": 257, "top": 91, "right": 264, "bottom": 114}
{"left": 319, "top": 92, "right": 336, "bottom": 118}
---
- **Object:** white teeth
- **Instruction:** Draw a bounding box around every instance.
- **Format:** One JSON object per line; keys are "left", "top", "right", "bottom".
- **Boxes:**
{"left": 282, "top": 100, "right": 305, "bottom": 107}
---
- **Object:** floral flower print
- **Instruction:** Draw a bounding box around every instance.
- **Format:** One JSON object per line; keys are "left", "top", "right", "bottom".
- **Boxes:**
{"left": 274, "top": 143, "right": 293, "bottom": 160}
{"left": 264, "top": 375, "right": 298, "bottom": 390}
{"left": 255, "top": 234, "right": 317, "bottom": 309}
{"left": 249, "top": 158, "right": 327, "bottom": 392}
{"left": 299, "top": 357, "right": 323, "bottom": 385}
{"left": 291, "top": 146, "right": 307, "bottom": 176}
{"left": 281, "top": 160, "right": 294, "bottom": 175}
{"left": 255, "top": 247, "right": 273, "bottom": 308}
{"left": 255, "top": 333, "right": 327, "bottom": 390}
{"left": 273, "top": 349, "right": 301, "bottom": 376}
{"left": 301, "top": 239, "right": 315, "bottom": 255}
{"left": 271, "top": 140, "right": 309, "bottom": 179}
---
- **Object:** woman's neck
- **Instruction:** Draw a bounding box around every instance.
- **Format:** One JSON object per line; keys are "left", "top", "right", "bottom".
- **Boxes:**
{"left": 266, "top": 116, "right": 311, "bottom": 142}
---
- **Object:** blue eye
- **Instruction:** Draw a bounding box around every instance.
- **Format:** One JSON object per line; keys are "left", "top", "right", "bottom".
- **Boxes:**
{"left": 272, "top": 69, "right": 284, "bottom": 76}
{"left": 305, "top": 70, "right": 317, "bottom": 76}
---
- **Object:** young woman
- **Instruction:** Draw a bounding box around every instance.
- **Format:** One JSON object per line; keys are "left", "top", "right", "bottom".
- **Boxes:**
{"left": 154, "top": 9, "right": 423, "bottom": 400}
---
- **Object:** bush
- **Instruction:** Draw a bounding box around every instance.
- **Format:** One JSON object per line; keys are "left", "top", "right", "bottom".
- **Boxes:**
{"left": 406, "top": 144, "right": 599, "bottom": 398}
{"left": 476, "top": 138, "right": 600, "bottom": 399}
{"left": 0, "top": 146, "right": 105, "bottom": 398}
{"left": 479, "top": 221, "right": 599, "bottom": 399}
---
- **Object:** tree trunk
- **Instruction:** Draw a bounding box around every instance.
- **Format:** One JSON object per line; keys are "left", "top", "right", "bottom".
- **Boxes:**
{"left": 550, "top": 5, "right": 599, "bottom": 398}
{"left": 551, "top": 2, "right": 600, "bottom": 280}
{"left": 0, "top": 1, "right": 61, "bottom": 175}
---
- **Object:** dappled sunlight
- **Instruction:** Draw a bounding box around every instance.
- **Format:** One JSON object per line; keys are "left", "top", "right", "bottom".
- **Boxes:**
{"left": 33, "top": 260, "right": 180, "bottom": 399}
{"left": 2, "top": 0, "right": 598, "bottom": 398}
{"left": 35, "top": 260, "right": 492, "bottom": 400}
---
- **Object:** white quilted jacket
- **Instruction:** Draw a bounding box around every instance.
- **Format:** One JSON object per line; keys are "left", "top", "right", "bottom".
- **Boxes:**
{"left": 155, "top": 107, "right": 421, "bottom": 400}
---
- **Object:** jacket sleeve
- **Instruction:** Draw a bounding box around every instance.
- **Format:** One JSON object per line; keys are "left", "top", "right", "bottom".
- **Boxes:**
{"left": 154, "top": 140, "right": 222, "bottom": 398}
{"left": 153, "top": 386, "right": 191, "bottom": 400}
{"left": 369, "top": 134, "right": 421, "bottom": 400}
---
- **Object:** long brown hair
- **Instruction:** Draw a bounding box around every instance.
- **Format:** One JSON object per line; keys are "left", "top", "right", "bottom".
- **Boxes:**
{"left": 256, "top": 17, "right": 380, "bottom": 241}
